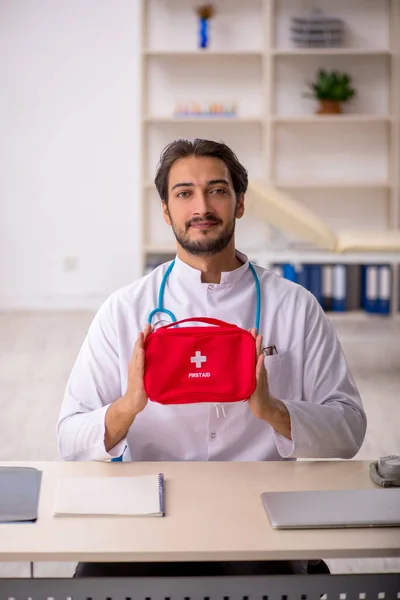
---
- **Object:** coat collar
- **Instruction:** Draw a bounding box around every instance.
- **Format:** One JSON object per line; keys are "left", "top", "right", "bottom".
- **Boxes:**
{"left": 172, "top": 250, "right": 250, "bottom": 286}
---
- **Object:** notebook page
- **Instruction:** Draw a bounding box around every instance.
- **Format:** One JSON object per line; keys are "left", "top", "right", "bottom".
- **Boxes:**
{"left": 53, "top": 474, "right": 163, "bottom": 517}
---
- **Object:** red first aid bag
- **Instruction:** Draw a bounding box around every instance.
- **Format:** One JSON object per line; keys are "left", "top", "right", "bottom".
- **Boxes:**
{"left": 143, "top": 317, "right": 257, "bottom": 405}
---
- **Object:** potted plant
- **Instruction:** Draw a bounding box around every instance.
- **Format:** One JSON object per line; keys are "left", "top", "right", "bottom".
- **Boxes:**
{"left": 305, "top": 69, "right": 356, "bottom": 114}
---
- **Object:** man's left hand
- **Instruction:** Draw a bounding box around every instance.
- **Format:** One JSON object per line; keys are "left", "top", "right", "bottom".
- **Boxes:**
{"left": 247, "top": 329, "right": 292, "bottom": 440}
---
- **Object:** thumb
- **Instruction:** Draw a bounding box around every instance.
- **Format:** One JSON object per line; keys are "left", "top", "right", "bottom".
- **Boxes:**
{"left": 255, "top": 353, "right": 264, "bottom": 381}
{"left": 135, "top": 347, "right": 145, "bottom": 378}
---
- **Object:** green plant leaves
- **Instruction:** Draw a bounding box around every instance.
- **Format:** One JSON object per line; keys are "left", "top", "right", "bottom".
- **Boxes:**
{"left": 306, "top": 69, "right": 356, "bottom": 102}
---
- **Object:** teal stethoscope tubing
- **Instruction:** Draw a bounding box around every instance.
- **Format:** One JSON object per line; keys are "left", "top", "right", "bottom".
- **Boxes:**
{"left": 147, "top": 260, "right": 261, "bottom": 332}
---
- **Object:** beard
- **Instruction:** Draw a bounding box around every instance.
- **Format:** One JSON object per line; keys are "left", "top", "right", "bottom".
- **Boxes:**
{"left": 168, "top": 212, "right": 236, "bottom": 257}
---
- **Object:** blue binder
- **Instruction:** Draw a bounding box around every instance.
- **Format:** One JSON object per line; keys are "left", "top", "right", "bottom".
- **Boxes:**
{"left": 308, "top": 265, "right": 323, "bottom": 306}
{"left": 361, "top": 265, "right": 367, "bottom": 311}
{"left": 282, "top": 263, "right": 297, "bottom": 282}
{"left": 295, "top": 264, "right": 308, "bottom": 289}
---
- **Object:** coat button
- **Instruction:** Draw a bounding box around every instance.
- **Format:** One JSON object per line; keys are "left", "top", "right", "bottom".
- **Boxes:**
{"left": 210, "top": 432, "right": 216, "bottom": 439}
{"left": 207, "top": 284, "right": 214, "bottom": 291}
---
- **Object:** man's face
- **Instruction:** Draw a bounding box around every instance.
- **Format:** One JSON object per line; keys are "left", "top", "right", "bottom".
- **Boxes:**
{"left": 162, "top": 155, "right": 244, "bottom": 257}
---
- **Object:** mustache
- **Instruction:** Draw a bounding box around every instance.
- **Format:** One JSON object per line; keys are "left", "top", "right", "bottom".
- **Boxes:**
{"left": 186, "top": 215, "right": 222, "bottom": 229}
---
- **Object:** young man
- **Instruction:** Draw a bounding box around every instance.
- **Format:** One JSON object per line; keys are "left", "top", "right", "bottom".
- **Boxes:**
{"left": 58, "top": 139, "right": 366, "bottom": 577}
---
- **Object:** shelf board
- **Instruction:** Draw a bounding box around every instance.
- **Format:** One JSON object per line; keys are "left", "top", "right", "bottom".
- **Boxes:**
{"left": 326, "top": 310, "right": 400, "bottom": 321}
{"left": 144, "top": 116, "right": 263, "bottom": 124}
{"left": 143, "top": 49, "right": 263, "bottom": 57}
{"left": 144, "top": 245, "right": 400, "bottom": 265}
{"left": 248, "top": 249, "right": 400, "bottom": 266}
{"left": 274, "top": 181, "right": 391, "bottom": 190}
{"left": 272, "top": 115, "right": 392, "bottom": 124}
{"left": 144, "top": 49, "right": 390, "bottom": 58}
{"left": 273, "top": 48, "right": 391, "bottom": 57}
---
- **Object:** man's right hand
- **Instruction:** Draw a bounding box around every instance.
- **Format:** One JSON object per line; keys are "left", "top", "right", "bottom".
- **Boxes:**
{"left": 104, "top": 323, "right": 153, "bottom": 452}
{"left": 123, "top": 323, "right": 153, "bottom": 416}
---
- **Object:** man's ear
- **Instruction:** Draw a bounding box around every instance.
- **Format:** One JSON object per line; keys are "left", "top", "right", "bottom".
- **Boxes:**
{"left": 162, "top": 200, "right": 171, "bottom": 226}
{"left": 235, "top": 193, "right": 245, "bottom": 220}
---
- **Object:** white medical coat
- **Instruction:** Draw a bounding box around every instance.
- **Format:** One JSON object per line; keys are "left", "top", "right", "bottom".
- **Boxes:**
{"left": 57, "top": 251, "right": 367, "bottom": 462}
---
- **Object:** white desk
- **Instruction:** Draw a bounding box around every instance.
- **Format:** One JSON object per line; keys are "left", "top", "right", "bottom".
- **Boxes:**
{"left": 0, "top": 460, "right": 399, "bottom": 563}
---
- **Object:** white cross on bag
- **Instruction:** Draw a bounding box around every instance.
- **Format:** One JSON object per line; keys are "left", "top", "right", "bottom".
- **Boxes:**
{"left": 190, "top": 351, "right": 207, "bottom": 369}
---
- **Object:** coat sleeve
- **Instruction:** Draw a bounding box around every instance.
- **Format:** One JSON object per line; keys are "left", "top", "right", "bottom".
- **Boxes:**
{"left": 274, "top": 292, "right": 367, "bottom": 459}
{"left": 57, "top": 295, "right": 127, "bottom": 461}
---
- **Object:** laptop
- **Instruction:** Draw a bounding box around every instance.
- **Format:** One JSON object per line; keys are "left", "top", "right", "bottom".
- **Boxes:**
{"left": 261, "top": 488, "right": 400, "bottom": 529}
{"left": 0, "top": 467, "right": 42, "bottom": 523}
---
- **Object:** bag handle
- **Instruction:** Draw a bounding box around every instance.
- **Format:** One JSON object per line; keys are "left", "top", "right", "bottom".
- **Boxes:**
{"left": 158, "top": 317, "right": 238, "bottom": 330}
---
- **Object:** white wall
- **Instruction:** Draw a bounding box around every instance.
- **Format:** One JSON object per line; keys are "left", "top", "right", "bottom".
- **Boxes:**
{"left": 0, "top": 0, "right": 142, "bottom": 309}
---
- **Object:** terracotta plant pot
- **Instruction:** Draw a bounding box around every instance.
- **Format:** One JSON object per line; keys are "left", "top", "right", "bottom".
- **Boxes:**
{"left": 316, "top": 100, "right": 342, "bottom": 115}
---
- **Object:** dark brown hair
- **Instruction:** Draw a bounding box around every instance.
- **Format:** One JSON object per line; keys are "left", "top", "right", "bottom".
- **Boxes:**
{"left": 154, "top": 138, "right": 248, "bottom": 204}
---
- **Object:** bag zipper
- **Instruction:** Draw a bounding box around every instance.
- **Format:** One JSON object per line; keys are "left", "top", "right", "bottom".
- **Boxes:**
{"left": 214, "top": 403, "right": 226, "bottom": 418}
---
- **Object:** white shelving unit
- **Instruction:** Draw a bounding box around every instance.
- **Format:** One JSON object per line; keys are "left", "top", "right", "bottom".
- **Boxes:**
{"left": 144, "top": 117, "right": 263, "bottom": 124}
{"left": 271, "top": 115, "right": 393, "bottom": 123}
{"left": 139, "top": 0, "right": 400, "bottom": 311}
{"left": 144, "top": 50, "right": 264, "bottom": 57}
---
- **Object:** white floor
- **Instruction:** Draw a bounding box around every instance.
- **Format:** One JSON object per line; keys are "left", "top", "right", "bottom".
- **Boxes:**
{"left": 0, "top": 311, "right": 399, "bottom": 577}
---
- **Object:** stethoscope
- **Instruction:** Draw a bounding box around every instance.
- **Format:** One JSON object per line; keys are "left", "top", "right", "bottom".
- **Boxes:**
{"left": 147, "top": 260, "right": 261, "bottom": 331}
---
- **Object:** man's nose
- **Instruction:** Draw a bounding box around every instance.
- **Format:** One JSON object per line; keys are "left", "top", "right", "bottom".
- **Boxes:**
{"left": 192, "top": 190, "right": 212, "bottom": 215}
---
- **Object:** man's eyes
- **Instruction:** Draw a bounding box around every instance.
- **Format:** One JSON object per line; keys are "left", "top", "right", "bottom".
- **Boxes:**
{"left": 176, "top": 188, "right": 227, "bottom": 198}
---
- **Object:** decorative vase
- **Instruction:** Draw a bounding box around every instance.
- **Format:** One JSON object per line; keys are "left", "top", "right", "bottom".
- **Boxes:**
{"left": 199, "top": 17, "right": 209, "bottom": 48}
{"left": 317, "top": 100, "right": 342, "bottom": 114}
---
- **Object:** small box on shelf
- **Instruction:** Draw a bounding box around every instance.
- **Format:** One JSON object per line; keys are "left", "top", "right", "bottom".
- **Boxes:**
{"left": 174, "top": 102, "right": 237, "bottom": 118}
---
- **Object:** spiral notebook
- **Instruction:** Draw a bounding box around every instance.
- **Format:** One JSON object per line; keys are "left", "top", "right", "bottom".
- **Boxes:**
{"left": 53, "top": 473, "right": 165, "bottom": 517}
